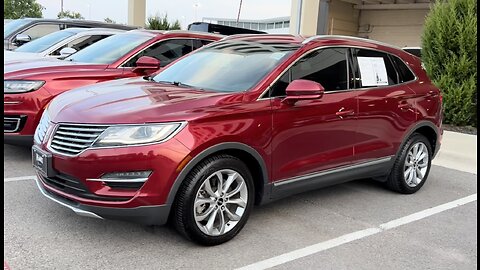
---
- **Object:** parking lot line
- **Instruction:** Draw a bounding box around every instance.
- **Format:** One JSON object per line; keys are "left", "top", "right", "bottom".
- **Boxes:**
{"left": 236, "top": 193, "right": 477, "bottom": 270}
{"left": 4, "top": 175, "right": 36, "bottom": 182}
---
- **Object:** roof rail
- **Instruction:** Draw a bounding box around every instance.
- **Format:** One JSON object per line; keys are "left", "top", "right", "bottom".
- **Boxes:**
{"left": 302, "top": 35, "right": 401, "bottom": 49}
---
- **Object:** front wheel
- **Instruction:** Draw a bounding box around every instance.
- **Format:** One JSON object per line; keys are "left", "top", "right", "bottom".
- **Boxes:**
{"left": 386, "top": 133, "right": 432, "bottom": 194}
{"left": 173, "top": 155, "right": 254, "bottom": 245}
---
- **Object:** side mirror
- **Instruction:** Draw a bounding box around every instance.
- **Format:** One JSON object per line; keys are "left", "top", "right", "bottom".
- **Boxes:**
{"left": 282, "top": 79, "right": 325, "bottom": 104}
{"left": 14, "top": 34, "right": 31, "bottom": 45}
{"left": 59, "top": 47, "right": 77, "bottom": 57}
{"left": 133, "top": 56, "right": 161, "bottom": 74}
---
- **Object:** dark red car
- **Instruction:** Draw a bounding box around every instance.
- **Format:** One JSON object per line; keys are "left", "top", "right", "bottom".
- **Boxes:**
{"left": 32, "top": 35, "right": 442, "bottom": 245}
{"left": 4, "top": 30, "right": 223, "bottom": 145}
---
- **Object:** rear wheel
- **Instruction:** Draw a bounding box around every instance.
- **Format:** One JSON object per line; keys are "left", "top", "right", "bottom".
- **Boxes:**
{"left": 386, "top": 133, "right": 432, "bottom": 194}
{"left": 173, "top": 155, "right": 254, "bottom": 245}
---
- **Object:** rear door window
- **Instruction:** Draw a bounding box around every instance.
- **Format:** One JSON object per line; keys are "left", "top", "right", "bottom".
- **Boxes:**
{"left": 352, "top": 49, "right": 399, "bottom": 88}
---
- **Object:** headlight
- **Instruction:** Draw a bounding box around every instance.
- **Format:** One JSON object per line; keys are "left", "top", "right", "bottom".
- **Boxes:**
{"left": 4, "top": 80, "right": 45, "bottom": 93}
{"left": 92, "top": 122, "right": 185, "bottom": 147}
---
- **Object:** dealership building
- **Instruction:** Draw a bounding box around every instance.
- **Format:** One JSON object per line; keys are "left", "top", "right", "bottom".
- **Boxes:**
{"left": 128, "top": 0, "right": 432, "bottom": 47}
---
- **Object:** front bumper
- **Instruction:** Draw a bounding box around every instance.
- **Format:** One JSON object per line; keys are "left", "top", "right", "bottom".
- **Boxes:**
{"left": 36, "top": 176, "right": 171, "bottom": 225}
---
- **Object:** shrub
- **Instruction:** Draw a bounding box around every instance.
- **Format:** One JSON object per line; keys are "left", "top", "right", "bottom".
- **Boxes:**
{"left": 421, "top": 0, "right": 477, "bottom": 127}
{"left": 146, "top": 13, "right": 181, "bottom": 30}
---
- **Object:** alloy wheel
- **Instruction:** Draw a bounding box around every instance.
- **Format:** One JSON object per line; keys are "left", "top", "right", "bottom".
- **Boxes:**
{"left": 403, "top": 142, "right": 429, "bottom": 187}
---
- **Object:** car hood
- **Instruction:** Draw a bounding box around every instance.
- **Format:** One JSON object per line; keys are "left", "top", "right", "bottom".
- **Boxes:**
{"left": 4, "top": 58, "right": 108, "bottom": 77}
{"left": 4, "top": 50, "right": 44, "bottom": 63}
{"left": 48, "top": 77, "right": 237, "bottom": 124}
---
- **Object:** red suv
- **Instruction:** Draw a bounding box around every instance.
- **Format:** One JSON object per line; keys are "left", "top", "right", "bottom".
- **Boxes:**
{"left": 32, "top": 35, "right": 442, "bottom": 245}
{"left": 4, "top": 30, "right": 223, "bottom": 145}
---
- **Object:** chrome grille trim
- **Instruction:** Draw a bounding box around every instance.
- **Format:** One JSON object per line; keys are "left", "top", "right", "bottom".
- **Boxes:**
{"left": 4, "top": 117, "right": 21, "bottom": 133}
{"left": 34, "top": 113, "right": 50, "bottom": 143}
{"left": 49, "top": 124, "right": 109, "bottom": 156}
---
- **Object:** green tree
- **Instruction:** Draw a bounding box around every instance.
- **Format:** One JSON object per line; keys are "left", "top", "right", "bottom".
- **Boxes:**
{"left": 4, "top": 0, "right": 43, "bottom": 19}
{"left": 104, "top": 17, "right": 116, "bottom": 24}
{"left": 57, "top": 10, "right": 84, "bottom": 19}
{"left": 146, "top": 13, "right": 181, "bottom": 30}
{"left": 421, "top": 0, "right": 477, "bottom": 127}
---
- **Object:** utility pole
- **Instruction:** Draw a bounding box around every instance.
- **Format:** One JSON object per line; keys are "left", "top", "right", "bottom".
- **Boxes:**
{"left": 61, "top": 0, "right": 64, "bottom": 13}
{"left": 236, "top": 0, "right": 243, "bottom": 26}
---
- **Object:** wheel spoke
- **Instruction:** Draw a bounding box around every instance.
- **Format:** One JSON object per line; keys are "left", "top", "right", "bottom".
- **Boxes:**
{"left": 416, "top": 167, "right": 423, "bottom": 180}
{"left": 418, "top": 161, "right": 428, "bottom": 168}
{"left": 205, "top": 208, "right": 218, "bottom": 234}
{"left": 204, "top": 178, "right": 217, "bottom": 198}
{"left": 215, "top": 172, "right": 224, "bottom": 195}
{"left": 224, "top": 207, "right": 241, "bottom": 221}
{"left": 404, "top": 167, "right": 413, "bottom": 179}
{"left": 226, "top": 181, "right": 244, "bottom": 198}
{"left": 194, "top": 197, "right": 215, "bottom": 208}
{"left": 196, "top": 205, "right": 215, "bottom": 222}
{"left": 222, "top": 172, "right": 238, "bottom": 194}
{"left": 227, "top": 198, "right": 246, "bottom": 208}
{"left": 218, "top": 210, "right": 226, "bottom": 234}
{"left": 418, "top": 152, "right": 427, "bottom": 161}
{"left": 412, "top": 144, "right": 418, "bottom": 157}
{"left": 415, "top": 144, "right": 424, "bottom": 159}
{"left": 412, "top": 169, "right": 418, "bottom": 185}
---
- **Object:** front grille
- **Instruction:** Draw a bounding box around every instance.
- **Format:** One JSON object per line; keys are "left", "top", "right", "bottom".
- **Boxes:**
{"left": 39, "top": 174, "right": 130, "bottom": 202}
{"left": 4, "top": 115, "right": 25, "bottom": 133}
{"left": 50, "top": 124, "right": 108, "bottom": 155}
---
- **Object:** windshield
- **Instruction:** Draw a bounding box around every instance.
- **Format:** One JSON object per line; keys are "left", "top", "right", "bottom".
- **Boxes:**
{"left": 15, "top": 30, "right": 76, "bottom": 53}
{"left": 153, "top": 41, "right": 298, "bottom": 92}
{"left": 4, "top": 19, "right": 31, "bottom": 38}
{"left": 65, "top": 33, "right": 151, "bottom": 64}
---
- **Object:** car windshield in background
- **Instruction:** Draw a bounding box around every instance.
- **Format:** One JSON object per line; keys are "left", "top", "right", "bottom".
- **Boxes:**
{"left": 15, "top": 30, "right": 77, "bottom": 53}
{"left": 153, "top": 41, "right": 298, "bottom": 92}
{"left": 65, "top": 33, "right": 151, "bottom": 64}
{"left": 4, "top": 19, "right": 31, "bottom": 38}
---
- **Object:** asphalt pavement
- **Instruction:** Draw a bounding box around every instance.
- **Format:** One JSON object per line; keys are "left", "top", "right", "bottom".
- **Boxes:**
{"left": 3, "top": 131, "right": 477, "bottom": 269}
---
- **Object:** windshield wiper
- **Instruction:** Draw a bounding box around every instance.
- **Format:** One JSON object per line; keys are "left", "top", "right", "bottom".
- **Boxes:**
{"left": 155, "top": 80, "right": 204, "bottom": 90}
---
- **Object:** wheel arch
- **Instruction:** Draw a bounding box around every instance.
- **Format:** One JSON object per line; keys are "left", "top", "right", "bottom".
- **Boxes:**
{"left": 396, "top": 120, "right": 440, "bottom": 160}
{"left": 166, "top": 142, "right": 270, "bottom": 206}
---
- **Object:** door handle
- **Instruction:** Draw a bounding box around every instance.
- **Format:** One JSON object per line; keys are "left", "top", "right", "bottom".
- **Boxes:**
{"left": 336, "top": 108, "right": 355, "bottom": 119}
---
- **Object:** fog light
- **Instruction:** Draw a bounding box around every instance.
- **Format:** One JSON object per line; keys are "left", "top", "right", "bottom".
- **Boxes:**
{"left": 87, "top": 171, "right": 153, "bottom": 190}
{"left": 101, "top": 171, "right": 152, "bottom": 181}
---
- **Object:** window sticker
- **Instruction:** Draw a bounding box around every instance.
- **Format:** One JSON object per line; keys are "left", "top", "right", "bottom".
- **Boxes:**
{"left": 357, "top": 57, "right": 389, "bottom": 86}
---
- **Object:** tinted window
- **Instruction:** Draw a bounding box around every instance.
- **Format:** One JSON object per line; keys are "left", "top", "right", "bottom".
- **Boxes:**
{"left": 270, "top": 48, "right": 350, "bottom": 97}
{"left": 123, "top": 39, "right": 193, "bottom": 67}
{"left": 15, "top": 30, "right": 75, "bottom": 53}
{"left": 21, "top": 24, "right": 61, "bottom": 40}
{"left": 153, "top": 41, "right": 296, "bottom": 92}
{"left": 66, "top": 33, "right": 151, "bottom": 64}
{"left": 193, "top": 39, "right": 214, "bottom": 50}
{"left": 50, "top": 35, "right": 110, "bottom": 56}
{"left": 391, "top": 56, "right": 416, "bottom": 83}
{"left": 353, "top": 49, "right": 398, "bottom": 88}
{"left": 4, "top": 19, "right": 32, "bottom": 38}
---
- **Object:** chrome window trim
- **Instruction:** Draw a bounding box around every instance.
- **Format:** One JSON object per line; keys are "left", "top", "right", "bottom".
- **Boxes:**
{"left": 46, "top": 121, "right": 187, "bottom": 157}
{"left": 257, "top": 45, "right": 418, "bottom": 101}
{"left": 274, "top": 156, "right": 393, "bottom": 187}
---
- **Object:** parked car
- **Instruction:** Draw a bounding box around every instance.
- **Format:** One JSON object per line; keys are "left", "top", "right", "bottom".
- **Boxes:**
{"left": 4, "top": 28, "right": 125, "bottom": 63}
{"left": 4, "top": 30, "right": 223, "bottom": 145}
{"left": 4, "top": 18, "right": 137, "bottom": 50}
{"left": 188, "top": 22, "right": 266, "bottom": 35}
{"left": 403, "top": 47, "right": 422, "bottom": 58}
{"left": 32, "top": 35, "right": 442, "bottom": 245}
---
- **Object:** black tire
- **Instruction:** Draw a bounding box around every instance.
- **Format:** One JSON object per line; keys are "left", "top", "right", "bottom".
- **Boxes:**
{"left": 173, "top": 154, "right": 254, "bottom": 246}
{"left": 386, "top": 133, "right": 432, "bottom": 194}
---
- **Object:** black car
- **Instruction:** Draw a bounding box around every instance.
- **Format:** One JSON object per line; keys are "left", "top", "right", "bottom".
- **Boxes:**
{"left": 4, "top": 18, "right": 137, "bottom": 50}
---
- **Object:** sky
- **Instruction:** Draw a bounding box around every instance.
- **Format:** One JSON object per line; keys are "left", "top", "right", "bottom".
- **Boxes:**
{"left": 36, "top": 0, "right": 292, "bottom": 28}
